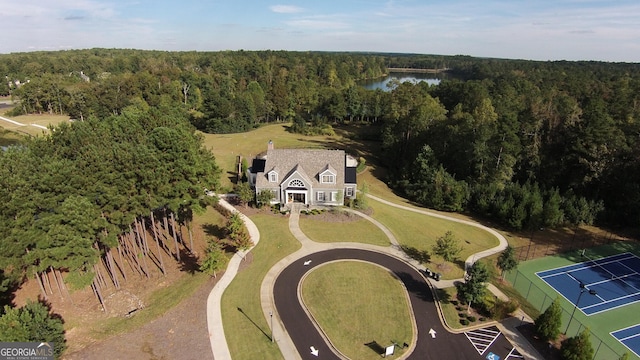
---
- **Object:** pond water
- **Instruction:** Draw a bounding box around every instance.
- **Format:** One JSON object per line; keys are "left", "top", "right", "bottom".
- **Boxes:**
{"left": 359, "top": 72, "right": 447, "bottom": 91}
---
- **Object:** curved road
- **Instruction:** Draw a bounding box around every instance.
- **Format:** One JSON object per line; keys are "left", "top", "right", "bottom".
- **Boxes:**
{"left": 274, "top": 248, "right": 513, "bottom": 360}
{"left": 209, "top": 194, "right": 521, "bottom": 359}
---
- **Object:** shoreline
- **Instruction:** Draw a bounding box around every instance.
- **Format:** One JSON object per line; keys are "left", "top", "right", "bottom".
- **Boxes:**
{"left": 386, "top": 67, "right": 450, "bottom": 73}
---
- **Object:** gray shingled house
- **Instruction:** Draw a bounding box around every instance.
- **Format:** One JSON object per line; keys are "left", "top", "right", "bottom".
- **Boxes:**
{"left": 249, "top": 141, "right": 357, "bottom": 207}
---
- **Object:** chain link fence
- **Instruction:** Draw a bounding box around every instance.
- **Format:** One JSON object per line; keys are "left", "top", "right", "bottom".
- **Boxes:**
{"left": 505, "top": 269, "right": 628, "bottom": 360}
{"left": 513, "top": 230, "right": 623, "bottom": 262}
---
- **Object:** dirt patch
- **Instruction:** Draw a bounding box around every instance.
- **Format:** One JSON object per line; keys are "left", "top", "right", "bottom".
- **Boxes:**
{"left": 9, "top": 217, "right": 225, "bottom": 359}
{"left": 64, "top": 275, "right": 219, "bottom": 360}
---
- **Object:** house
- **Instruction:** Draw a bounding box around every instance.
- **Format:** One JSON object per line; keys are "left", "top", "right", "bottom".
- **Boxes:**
{"left": 250, "top": 141, "right": 357, "bottom": 207}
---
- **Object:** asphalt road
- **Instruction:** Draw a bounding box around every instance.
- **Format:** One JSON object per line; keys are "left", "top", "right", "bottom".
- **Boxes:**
{"left": 273, "top": 248, "right": 516, "bottom": 360}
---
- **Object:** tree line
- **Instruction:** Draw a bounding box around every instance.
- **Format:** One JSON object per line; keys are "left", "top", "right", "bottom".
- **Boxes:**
{"left": 4, "top": 49, "right": 640, "bottom": 231}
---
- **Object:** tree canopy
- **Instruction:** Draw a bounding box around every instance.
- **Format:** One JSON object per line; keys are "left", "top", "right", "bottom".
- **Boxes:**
{"left": 4, "top": 49, "right": 640, "bottom": 231}
{"left": 0, "top": 102, "right": 220, "bottom": 304}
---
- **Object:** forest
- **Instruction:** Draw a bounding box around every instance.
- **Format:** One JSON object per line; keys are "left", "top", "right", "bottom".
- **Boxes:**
{"left": 1, "top": 49, "right": 639, "bottom": 308}
{"left": 4, "top": 49, "right": 638, "bottom": 232}
{"left": 0, "top": 98, "right": 221, "bottom": 353}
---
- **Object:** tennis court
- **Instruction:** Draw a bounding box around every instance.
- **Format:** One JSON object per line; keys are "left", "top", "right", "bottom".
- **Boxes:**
{"left": 612, "top": 324, "right": 640, "bottom": 359}
{"left": 536, "top": 252, "right": 640, "bottom": 315}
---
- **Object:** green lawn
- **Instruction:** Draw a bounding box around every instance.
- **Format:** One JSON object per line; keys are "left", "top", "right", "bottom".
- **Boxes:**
{"left": 368, "top": 200, "right": 499, "bottom": 279}
{"left": 221, "top": 214, "right": 301, "bottom": 360}
{"left": 0, "top": 113, "right": 71, "bottom": 137}
{"left": 506, "top": 241, "right": 640, "bottom": 360}
{"left": 302, "top": 262, "right": 412, "bottom": 359}
{"left": 298, "top": 212, "right": 390, "bottom": 246}
{"left": 203, "top": 123, "right": 336, "bottom": 191}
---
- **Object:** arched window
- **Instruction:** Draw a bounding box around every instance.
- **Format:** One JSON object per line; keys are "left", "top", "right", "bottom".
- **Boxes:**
{"left": 289, "top": 179, "right": 305, "bottom": 188}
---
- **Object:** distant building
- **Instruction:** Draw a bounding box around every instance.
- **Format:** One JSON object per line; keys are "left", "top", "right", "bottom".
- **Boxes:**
{"left": 250, "top": 141, "right": 357, "bottom": 206}
{"left": 79, "top": 71, "right": 90, "bottom": 82}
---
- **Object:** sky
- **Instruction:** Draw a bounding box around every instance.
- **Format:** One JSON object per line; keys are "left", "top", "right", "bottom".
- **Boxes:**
{"left": 1, "top": 0, "right": 639, "bottom": 62}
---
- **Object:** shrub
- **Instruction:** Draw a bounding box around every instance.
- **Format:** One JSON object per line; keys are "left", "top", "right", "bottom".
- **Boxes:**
{"left": 467, "top": 316, "right": 477, "bottom": 322}
{"left": 356, "top": 156, "right": 367, "bottom": 173}
{"left": 458, "top": 312, "right": 466, "bottom": 318}
{"left": 460, "top": 319, "right": 469, "bottom": 325}
{"left": 535, "top": 297, "right": 563, "bottom": 341}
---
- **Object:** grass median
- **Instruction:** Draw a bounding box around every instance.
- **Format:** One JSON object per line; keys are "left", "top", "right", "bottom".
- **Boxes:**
{"left": 302, "top": 261, "right": 412, "bottom": 359}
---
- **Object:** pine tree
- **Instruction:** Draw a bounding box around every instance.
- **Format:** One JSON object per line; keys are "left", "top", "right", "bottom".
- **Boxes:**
{"left": 0, "top": 301, "right": 66, "bottom": 359}
{"left": 497, "top": 245, "right": 518, "bottom": 279}
{"left": 534, "top": 297, "right": 563, "bottom": 341}
{"left": 200, "top": 240, "right": 228, "bottom": 278}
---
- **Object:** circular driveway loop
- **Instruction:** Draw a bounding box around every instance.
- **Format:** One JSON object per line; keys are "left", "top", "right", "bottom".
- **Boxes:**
{"left": 274, "top": 248, "right": 512, "bottom": 360}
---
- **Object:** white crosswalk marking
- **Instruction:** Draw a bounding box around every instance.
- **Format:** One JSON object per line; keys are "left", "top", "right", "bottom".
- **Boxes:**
{"left": 464, "top": 327, "right": 501, "bottom": 355}
{"left": 505, "top": 346, "right": 524, "bottom": 359}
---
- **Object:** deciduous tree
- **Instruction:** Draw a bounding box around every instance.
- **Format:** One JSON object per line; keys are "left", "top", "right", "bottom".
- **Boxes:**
{"left": 432, "top": 231, "right": 462, "bottom": 263}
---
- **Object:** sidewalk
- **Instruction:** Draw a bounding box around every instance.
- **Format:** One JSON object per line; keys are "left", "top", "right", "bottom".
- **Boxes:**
{"left": 207, "top": 197, "right": 543, "bottom": 360}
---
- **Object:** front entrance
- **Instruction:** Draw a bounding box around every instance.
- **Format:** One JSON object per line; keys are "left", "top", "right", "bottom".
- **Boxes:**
{"left": 286, "top": 190, "right": 307, "bottom": 204}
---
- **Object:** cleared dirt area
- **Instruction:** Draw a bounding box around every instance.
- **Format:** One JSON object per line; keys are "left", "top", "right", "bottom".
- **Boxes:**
{"left": 10, "top": 207, "right": 229, "bottom": 360}
{"left": 63, "top": 276, "right": 218, "bottom": 360}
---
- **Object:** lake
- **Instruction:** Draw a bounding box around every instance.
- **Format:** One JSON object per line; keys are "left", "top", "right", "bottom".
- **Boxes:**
{"left": 359, "top": 72, "right": 447, "bottom": 91}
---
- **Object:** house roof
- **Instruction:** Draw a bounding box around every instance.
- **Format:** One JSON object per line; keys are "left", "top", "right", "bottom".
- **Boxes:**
{"left": 255, "top": 149, "right": 347, "bottom": 189}
{"left": 345, "top": 167, "right": 357, "bottom": 184}
{"left": 251, "top": 158, "right": 266, "bottom": 173}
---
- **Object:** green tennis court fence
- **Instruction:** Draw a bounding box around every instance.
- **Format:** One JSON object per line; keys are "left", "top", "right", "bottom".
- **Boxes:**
{"left": 505, "top": 269, "right": 628, "bottom": 360}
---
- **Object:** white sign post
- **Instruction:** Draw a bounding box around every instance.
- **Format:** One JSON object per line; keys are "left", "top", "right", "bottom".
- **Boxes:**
{"left": 384, "top": 344, "right": 395, "bottom": 357}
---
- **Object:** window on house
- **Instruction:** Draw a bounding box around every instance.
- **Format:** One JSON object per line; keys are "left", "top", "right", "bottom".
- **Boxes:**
{"left": 289, "top": 179, "right": 305, "bottom": 188}
{"left": 269, "top": 172, "right": 277, "bottom": 182}
{"left": 317, "top": 192, "right": 325, "bottom": 202}
{"left": 330, "top": 191, "right": 338, "bottom": 202}
{"left": 321, "top": 174, "right": 335, "bottom": 184}
{"left": 346, "top": 187, "right": 354, "bottom": 197}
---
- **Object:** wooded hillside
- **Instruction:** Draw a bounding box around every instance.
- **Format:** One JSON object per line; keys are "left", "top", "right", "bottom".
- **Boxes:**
{"left": 3, "top": 49, "right": 639, "bottom": 232}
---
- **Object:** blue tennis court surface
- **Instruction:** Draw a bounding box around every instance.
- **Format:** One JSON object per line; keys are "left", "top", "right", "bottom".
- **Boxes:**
{"left": 612, "top": 324, "right": 640, "bottom": 358}
{"left": 536, "top": 252, "right": 640, "bottom": 315}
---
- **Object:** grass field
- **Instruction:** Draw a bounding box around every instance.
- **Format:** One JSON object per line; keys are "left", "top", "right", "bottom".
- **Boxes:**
{"left": 203, "top": 124, "right": 333, "bottom": 191}
{"left": 302, "top": 262, "right": 412, "bottom": 359}
{"left": 0, "top": 113, "right": 71, "bottom": 137}
{"left": 367, "top": 200, "right": 499, "bottom": 279}
{"left": 506, "top": 241, "right": 640, "bottom": 360}
{"left": 298, "top": 212, "right": 390, "bottom": 246}
{"left": 221, "top": 214, "right": 301, "bottom": 360}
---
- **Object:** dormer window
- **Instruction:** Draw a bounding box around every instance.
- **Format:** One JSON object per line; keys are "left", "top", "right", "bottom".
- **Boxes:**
{"left": 268, "top": 171, "right": 278, "bottom": 182}
{"left": 321, "top": 174, "right": 335, "bottom": 183}
{"left": 320, "top": 166, "right": 336, "bottom": 184}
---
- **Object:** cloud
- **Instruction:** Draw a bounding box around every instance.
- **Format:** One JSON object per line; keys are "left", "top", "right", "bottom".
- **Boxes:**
{"left": 285, "top": 19, "right": 349, "bottom": 31}
{"left": 269, "top": 5, "right": 304, "bottom": 14}
{"left": 64, "top": 15, "right": 85, "bottom": 21}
